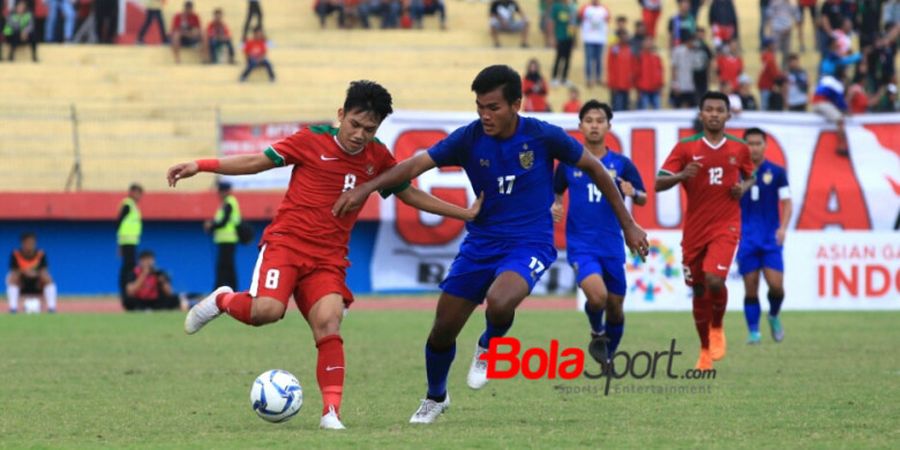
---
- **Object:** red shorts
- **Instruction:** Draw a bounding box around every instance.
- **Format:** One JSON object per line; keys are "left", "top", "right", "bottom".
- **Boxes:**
{"left": 682, "top": 233, "right": 739, "bottom": 287}
{"left": 249, "top": 242, "right": 353, "bottom": 318}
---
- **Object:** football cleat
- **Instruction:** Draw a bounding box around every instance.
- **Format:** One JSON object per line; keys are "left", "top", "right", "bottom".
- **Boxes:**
{"left": 466, "top": 343, "right": 489, "bottom": 389}
{"left": 319, "top": 406, "right": 346, "bottom": 430}
{"left": 709, "top": 326, "right": 727, "bottom": 361}
{"left": 747, "top": 331, "right": 762, "bottom": 345}
{"left": 184, "top": 286, "right": 232, "bottom": 334}
{"left": 409, "top": 393, "right": 450, "bottom": 424}
{"left": 767, "top": 315, "right": 785, "bottom": 343}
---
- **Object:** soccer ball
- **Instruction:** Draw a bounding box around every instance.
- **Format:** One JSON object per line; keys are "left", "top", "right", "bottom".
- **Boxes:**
{"left": 250, "top": 369, "right": 303, "bottom": 423}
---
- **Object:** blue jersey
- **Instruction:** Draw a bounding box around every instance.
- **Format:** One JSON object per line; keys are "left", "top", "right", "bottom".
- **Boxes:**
{"left": 428, "top": 116, "right": 584, "bottom": 247}
{"left": 554, "top": 150, "right": 645, "bottom": 258}
{"left": 740, "top": 160, "right": 789, "bottom": 246}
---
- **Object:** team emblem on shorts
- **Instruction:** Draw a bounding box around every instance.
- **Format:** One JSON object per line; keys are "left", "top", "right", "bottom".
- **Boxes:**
{"left": 762, "top": 170, "right": 773, "bottom": 185}
{"left": 519, "top": 150, "right": 534, "bottom": 169}
{"left": 366, "top": 165, "right": 375, "bottom": 175}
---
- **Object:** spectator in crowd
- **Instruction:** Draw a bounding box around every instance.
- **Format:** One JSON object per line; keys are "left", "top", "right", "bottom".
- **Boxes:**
{"left": 360, "top": 0, "right": 401, "bottom": 29}
{"left": 796, "top": 0, "right": 817, "bottom": 52}
{"left": 846, "top": 68, "right": 886, "bottom": 114}
{"left": 549, "top": 0, "right": 575, "bottom": 86}
{"left": 170, "top": 1, "right": 206, "bottom": 64}
{"left": 670, "top": 30, "right": 696, "bottom": 108}
{"left": 578, "top": 0, "right": 608, "bottom": 88}
{"left": 688, "top": 0, "right": 704, "bottom": 18}
{"left": 884, "top": 0, "right": 900, "bottom": 43}
{"left": 489, "top": 0, "right": 529, "bottom": 48}
{"left": 607, "top": 28, "right": 633, "bottom": 111}
{"left": 738, "top": 75, "right": 759, "bottom": 110}
{"left": 874, "top": 83, "right": 897, "bottom": 112}
{"left": 716, "top": 39, "right": 743, "bottom": 91}
{"left": 831, "top": 17, "right": 853, "bottom": 56}
{"left": 95, "top": 0, "right": 118, "bottom": 43}
{"left": 207, "top": 8, "right": 235, "bottom": 64}
{"left": 522, "top": 58, "right": 551, "bottom": 112}
{"left": 816, "top": 0, "right": 849, "bottom": 54}
{"left": 812, "top": 73, "right": 850, "bottom": 156}
{"left": 123, "top": 250, "right": 183, "bottom": 311}
{"left": 668, "top": 0, "right": 696, "bottom": 48}
{"left": 757, "top": 38, "right": 781, "bottom": 109}
{"left": 315, "top": 0, "right": 345, "bottom": 29}
{"left": 690, "top": 28, "right": 713, "bottom": 100}
{"left": 635, "top": 38, "right": 663, "bottom": 109}
{"left": 856, "top": 0, "right": 881, "bottom": 50}
{"left": 562, "top": 85, "right": 581, "bottom": 112}
{"left": 205, "top": 182, "right": 241, "bottom": 290}
{"left": 539, "top": 0, "right": 552, "bottom": 48}
{"left": 613, "top": 14, "right": 627, "bottom": 37}
{"left": 117, "top": 183, "right": 143, "bottom": 300}
{"left": 867, "top": 35, "right": 896, "bottom": 94}
{"left": 638, "top": 0, "right": 661, "bottom": 38}
{"left": 767, "top": 75, "right": 787, "bottom": 110}
{"left": 240, "top": 26, "right": 274, "bottom": 82}
{"left": 6, "top": 232, "right": 57, "bottom": 314}
{"left": 4, "top": 0, "right": 37, "bottom": 62}
{"left": 137, "top": 0, "right": 168, "bottom": 45}
{"left": 766, "top": 0, "right": 795, "bottom": 67}
{"left": 708, "top": 0, "right": 739, "bottom": 48}
{"left": 785, "top": 53, "right": 810, "bottom": 111}
{"left": 758, "top": 0, "right": 768, "bottom": 47}
{"left": 720, "top": 80, "right": 743, "bottom": 113}
{"left": 819, "top": 36, "right": 860, "bottom": 78}
{"left": 629, "top": 19, "right": 646, "bottom": 56}
{"left": 242, "top": 0, "right": 262, "bottom": 42}
{"left": 44, "top": 0, "right": 75, "bottom": 43}
{"left": 409, "top": 0, "right": 446, "bottom": 30}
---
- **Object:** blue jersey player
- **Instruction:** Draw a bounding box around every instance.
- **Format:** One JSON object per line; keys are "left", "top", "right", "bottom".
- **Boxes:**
{"left": 551, "top": 100, "right": 646, "bottom": 370}
{"left": 737, "top": 128, "right": 792, "bottom": 344}
{"left": 333, "top": 65, "right": 649, "bottom": 424}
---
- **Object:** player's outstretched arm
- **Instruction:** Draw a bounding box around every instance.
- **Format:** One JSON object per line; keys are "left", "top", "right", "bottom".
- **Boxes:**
{"left": 167, "top": 154, "right": 276, "bottom": 187}
{"left": 333, "top": 152, "right": 437, "bottom": 217}
{"left": 396, "top": 187, "right": 484, "bottom": 222}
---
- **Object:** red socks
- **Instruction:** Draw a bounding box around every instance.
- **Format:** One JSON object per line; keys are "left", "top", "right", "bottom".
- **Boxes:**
{"left": 692, "top": 291, "right": 712, "bottom": 349}
{"left": 316, "top": 334, "right": 345, "bottom": 416}
{"left": 216, "top": 292, "right": 254, "bottom": 325}
{"left": 710, "top": 285, "right": 728, "bottom": 329}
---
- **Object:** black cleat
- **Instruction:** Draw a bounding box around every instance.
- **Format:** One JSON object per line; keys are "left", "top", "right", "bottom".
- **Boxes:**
{"left": 588, "top": 333, "right": 610, "bottom": 373}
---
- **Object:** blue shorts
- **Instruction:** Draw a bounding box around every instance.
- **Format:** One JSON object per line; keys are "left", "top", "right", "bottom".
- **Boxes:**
{"left": 569, "top": 253, "right": 627, "bottom": 297}
{"left": 439, "top": 238, "right": 557, "bottom": 304}
{"left": 736, "top": 239, "right": 784, "bottom": 276}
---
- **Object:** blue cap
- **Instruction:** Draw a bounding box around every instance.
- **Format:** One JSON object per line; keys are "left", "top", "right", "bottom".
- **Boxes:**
{"left": 217, "top": 181, "right": 232, "bottom": 192}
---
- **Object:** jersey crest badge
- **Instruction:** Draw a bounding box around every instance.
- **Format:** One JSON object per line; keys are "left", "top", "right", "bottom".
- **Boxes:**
{"left": 729, "top": 156, "right": 737, "bottom": 165}
{"left": 366, "top": 164, "right": 375, "bottom": 175}
{"left": 519, "top": 150, "right": 534, "bottom": 169}
{"left": 573, "top": 170, "right": 583, "bottom": 178}
{"left": 762, "top": 170, "right": 773, "bottom": 185}
{"left": 607, "top": 167, "right": 617, "bottom": 178}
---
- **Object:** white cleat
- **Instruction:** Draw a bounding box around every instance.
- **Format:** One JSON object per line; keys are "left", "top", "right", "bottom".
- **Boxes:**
{"left": 466, "top": 343, "right": 489, "bottom": 390}
{"left": 409, "top": 393, "right": 450, "bottom": 424}
{"left": 184, "top": 286, "right": 232, "bottom": 334}
{"left": 319, "top": 406, "right": 346, "bottom": 430}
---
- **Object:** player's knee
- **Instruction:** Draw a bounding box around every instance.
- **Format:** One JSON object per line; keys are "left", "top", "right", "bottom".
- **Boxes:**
{"left": 251, "top": 299, "right": 285, "bottom": 326}
{"left": 311, "top": 317, "right": 341, "bottom": 340}
{"left": 605, "top": 296, "right": 624, "bottom": 320}
{"left": 768, "top": 286, "right": 785, "bottom": 298}
{"left": 706, "top": 276, "right": 725, "bottom": 294}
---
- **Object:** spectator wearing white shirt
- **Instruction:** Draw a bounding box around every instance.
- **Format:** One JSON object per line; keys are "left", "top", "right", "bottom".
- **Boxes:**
{"left": 578, "top": 0, "right": 608, "bottom": 88}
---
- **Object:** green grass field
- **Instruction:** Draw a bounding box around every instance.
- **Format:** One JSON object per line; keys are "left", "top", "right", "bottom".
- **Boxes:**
{"left": 2, "top": 309, "right": 898, "bottom": 449}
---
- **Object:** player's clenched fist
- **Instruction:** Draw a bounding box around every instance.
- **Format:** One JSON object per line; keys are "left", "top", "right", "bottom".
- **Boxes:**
{"left": 167, "top": 161, "right": 199, "bottom": 187}
{"left": 550, "top": 201, "right": 564, "bottom": 223}
{"left": 680, "top": 161, "right": 702, "bottom": 179}
{"left": 624, "top": 223, "right": 650, "bottom": 261}
{"left": 333, "top": 187, "right": 370, "bottom": 217}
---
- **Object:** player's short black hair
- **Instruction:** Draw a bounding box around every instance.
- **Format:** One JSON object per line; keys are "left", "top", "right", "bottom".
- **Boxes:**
{"left": 139, "top": 250, "right": 155, "bottom": 259}
{"left": 20, "top": 232, "right": 35, "bottom": 242}
{"left": 129, "top": 182, "right": 143, "bottom": 193}
{"left": 578, "top": 100, "right": 613, "bottom": 122}
{"left": 343, "top": 80, "right": 394, "bottom": 123}
{"left": 743, "top": 127, "right": 767, "bottom": 141}
{"left": 471, "top": 65, "right": 522, "bottom": 105}
{"left": 699, "top": 91, "right": 730, "bottom": 111}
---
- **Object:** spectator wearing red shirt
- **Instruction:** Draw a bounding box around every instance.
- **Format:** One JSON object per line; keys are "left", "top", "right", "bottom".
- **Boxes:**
{"left": 207, "top": 8, "right": 235, "bottom": 64}
{"left": 757, "top": 38, "right": 781, "bottom": 109}
{"left": 562, "top": 85, "right": 581, "bottom": 113}
{"left": 638, "top": 0, "right": 661, "bottom": 38}
{"left": 522, "top": 58, "right": 551, "bottom": 112}
{"left": 171, "top": 1, "right": 206, "bottom": 64}
{"left": 240, "top": 27, "right": 275, "bottom": 82}
{"left": 607, "top": 29, "right": 634, "bottom": 111}
{"left": 124, "top": 251, "right": 183, "bottom": 311}
{"left": 716, "top": 40, "right": 743, "bottom": 91}
{"left": 635, "top": 39, "right": 663, "bottom": 109}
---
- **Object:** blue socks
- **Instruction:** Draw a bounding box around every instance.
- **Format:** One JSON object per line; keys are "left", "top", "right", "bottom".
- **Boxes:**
{"left": 768, "top": 291, "right": 784, "bottom": 317}
{"left": 478, "top": 315, "right": 514, "bottom": 349}
{"left": 425, "top": 342, "right": 456, "bottom": 401}
{"left": 585, "top": 304, "right": 605, "bottom": 335}
{"left": 605, "top": 320, "right": 624, "bottom": 356}
{"left": 744, "top": 297, "right": 761, "bottom": 333}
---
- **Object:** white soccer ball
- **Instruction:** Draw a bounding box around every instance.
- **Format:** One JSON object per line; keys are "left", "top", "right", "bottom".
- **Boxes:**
{"left": 250, "top": 369, "right": 303, "bottom": 423}
{"left": 23, "top": 298, "right": 41, "bottom": 314}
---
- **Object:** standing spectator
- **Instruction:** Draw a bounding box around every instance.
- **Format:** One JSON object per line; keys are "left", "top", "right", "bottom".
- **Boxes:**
{"left": 170, "top": 1, "right": 206, "bottom": 64}
{"left": 629, "top": 19, "right": 646, "bottom": 56}
{"left": 635, "top": 39, "right": 663, "bottom": 109}
{"left": 207, "top": 8, "right": 235, "bottom": 64}
{"left": 758, "top": 0, "right": 769, "bottom": 48}
{"left": 489, "top": 0, "right": 529, "bottom": 48}
{"left": 117, "top": 183, "right": 143, "bottom": 301}
{"left": 716, "top": 39, "right": 743, "bottom": 90}
{"left": 562, "top": 85, "right": 582, "bottom": 112}
{"left": 855, "top": 0, "right": 881, "bottom": 50}
{"left": 668, "top": 0, "right": 696, "bottom": 48}
{"left": 796, "top": 0, "right": 817, "bottom": 52}
{"left": 767, "top": 75, "right": 787, "bottom": 110}
{"left": 44, "top": 0, "right": 75, "bottom": 43}
{"left": 95, "top": 0, "right": 118, "bottom": 43}
{"left": 766, "top": 0, "right": 796, "bottom": 67}
{"left": 738, "top": 75, "right": 759, "bottom": 110}
{"left": 242, "top": 0, "right": 262, "bottom": 42}
{"left": 578, "top": 0, "right": 608, "bottom": 88}
{"left": 240, "top": 26, "right": 275, "bottom": 82}
{"left": 205, "top": 182, "right": 241, "bottom": 290}
{"left": 6, "top": 232, "right": 57, "bottom": 314}
{"left": 785, "top": 53, "right": 810, "bottom": 110}
{"left": 816, "top": 0, "right": 848, "bottom": 54}
{"left": 522, "top": 58, "right": 550, "bottom": 111}
{"left": 670, "top": 34, "right": 696, "bottom": 107}
{"left": 137, "top": 0, "right": 168, "bottom": 44}
{"left": 720, "top": 80, "right": 743, "bottom": 113}
{"left": 123, "top": 250, "right": 183, "bottom": 311}
{"left": 410, "top": 0, "right": 446, "bottom": 30}
{"left": 868, "top": 36, "right": 897, "bottom": 93}
{"left": 812, "top": 73, "right": 850, "bottom": 156}
{"left": 607, "top": 29, "right": 633, "bottom": 110}
{"left": 315, "top": 0, "right": 345, "bottom": 29}
{"left": 884, "top": 0, "right": 900, "bottom": 43}
{"left": 638, "top": 0, "right": 661, "bottom": 38}
{"left": 757, "top": 38, "right": 781, "bottom": 109}
{"left": 549, "top": 0, "right": 574, "bottom": 86}
{"left": 708, "top": 0, "right": 738, "bottom": 48}
{"left": 4, "top": 0, "right": 37, "bottom": 62}
{"left": 539, "top": 0, "right": 552, "bottom": 48}
{"left": 688, "top": 0, "right": 704, "bottom": 18}
{"left": 690, "top": 28, "right": 714, "bottom": 99}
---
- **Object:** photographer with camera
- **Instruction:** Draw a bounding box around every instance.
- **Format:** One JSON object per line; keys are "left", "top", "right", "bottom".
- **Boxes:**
{"left": 123, "top": 250, "right": 183, "bottom": 311}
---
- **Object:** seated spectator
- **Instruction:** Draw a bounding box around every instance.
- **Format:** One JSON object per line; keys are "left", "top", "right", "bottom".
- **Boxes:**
{"left": 489, "top": 0, "right": 529, "bottom": 48}
{"left": 785, "top": 53, "right": 810, "bottom": 111}
{"left": 240, "top": 26, "right": 275, "bottom": 82}
{"left": 410, "top": 0, "right": 446, "bottom": 30}
{"left": 207, "top": 8, "right": 235, "bottom": 64}
{"left": 757, "top": 38, "right": 781, "bottom": 110}
{"left": 3, "top": 1, "right": 37, "bottom": 62}
{"left": 137, "top": 0, "right": 168, "bottom": 45}
{"left": 6, "top": 232, "right": 57, "bottom": 314}
{"left": 170, "top": 1, "right": 206, "bottom": 64}
{"left": 767, "top": 75, "right": 787, "bottom": 111}
{"left": 607, "top": 29, "right": 633, "bottom": 111}
{"left": 522, "top": 58, "right": 550, "bottom": 112}
{"left": 812, "top": 73, "right": 850, "bottom": 156}
{"left": 123, "top": 250, "right": 183, "bottom": 311}
{"left": 738, "top": 75, "right": 759, "bottom": 111}
{"left": 716, "top": 40, "right": 743, "bottom": 91}
{"left": 315, "top": 0, "right": 345, "bottom": 29}
{"left": 668, "top": 0, "right": 696, "bottom": 48}
{"left": 635, "top": 39, "right": 664, "bottom": 110}
{"left": 562, "top": 85, "right": 581, "bottom": 112}
{"left": 708, "top": 0, "right": 739, "bottom": 48}
{"left": 359, "top": 0, "right": 401, "bottom": 29}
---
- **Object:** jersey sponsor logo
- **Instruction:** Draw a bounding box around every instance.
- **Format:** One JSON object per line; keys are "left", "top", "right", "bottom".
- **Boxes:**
{"left": 320, "top": 155, "right": 340, "bottom": 161}
{"left": 519, "top": 150, "right": 534, "bottom": 169}
{"left": 692, "top": 155, "right": 704, "bottom": 161}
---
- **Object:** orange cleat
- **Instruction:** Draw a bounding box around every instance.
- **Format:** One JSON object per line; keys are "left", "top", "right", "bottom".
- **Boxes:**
{"left": 695, "top": 348, "right": 713, "bottom": 370}
{"left": 709, "top": 326, "right": 727, "bottom": 361}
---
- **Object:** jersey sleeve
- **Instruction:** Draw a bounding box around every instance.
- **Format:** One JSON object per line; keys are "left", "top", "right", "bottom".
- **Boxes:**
{"left": 621, "top": 158, "right": 646, "bottom": 194}
{"left": 776, "top": 167, "right": 791, "bottom": 200}
{"left": 266, "top": 129, "right": 313, "bottom": 167}
{"left": 553, "top": 164, "right": 569, "bottom": 195}
{"left": 545, "top": 125, "right": 584, "bottom": 166}
{"left": 428, "top": 125, "right": 469, "bottom": 168}
{"left": 374, "top": 145, "right": 412, "bottom": 198}
{"left": 659, "top": 142, "right": 686, "bottom": 176}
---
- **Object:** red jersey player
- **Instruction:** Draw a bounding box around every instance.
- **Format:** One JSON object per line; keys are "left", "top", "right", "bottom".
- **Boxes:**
{"left": 166, "top": 81, "right": 482, "bottom": 430}
{"left": 655, "top": 91, "right": 755, "bottom": 371}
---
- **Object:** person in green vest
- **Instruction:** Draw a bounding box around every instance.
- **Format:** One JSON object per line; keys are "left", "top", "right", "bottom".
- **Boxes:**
{"left": 4, "top": 0, "right": 38, "bottom": 62}
{"left": 204, "top": 181, "right": 240, "bottom": 290}
{"left": 117, "top": 183, "right": 143, "bottom": 302}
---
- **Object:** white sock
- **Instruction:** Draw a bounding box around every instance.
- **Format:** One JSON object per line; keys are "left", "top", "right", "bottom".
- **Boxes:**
{"left": 44, "top": 283, "right": 58, "bottom": 311}
{"left": 7, "top": 284, "right": 20, "bottom": 311}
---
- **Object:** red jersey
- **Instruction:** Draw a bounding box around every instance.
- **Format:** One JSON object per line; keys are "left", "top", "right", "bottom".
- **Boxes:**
{"left": 244, "top": 39, "right": 266, "bottom": 59}
{"left": 206, "top": 20, "right": 231, "bottom": 39}
{"left": 261, "top": 125, "right": 400, "bottom": 266}
{"left": 757, "top": 50, "right": 780, "bottom": 90}
{"left": 716, "top": 54, "right": 743, "bottom": 90}
{"left": 659, "top": 133, "right": 754, "bottom": 249}
{"left": 173, "top": 12, "right": 200, "bottom": 32}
